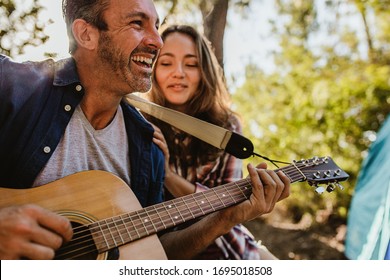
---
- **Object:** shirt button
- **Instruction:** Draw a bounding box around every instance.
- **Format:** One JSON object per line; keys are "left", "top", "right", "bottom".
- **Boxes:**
{"left": 43, "top": 146, "right": 51, "bottom": 154}
{"left": 75, "top": 84, "right": 82, "bottom": 92}
{"left": 64, "top": 105, "right": 72, "bottom": 112}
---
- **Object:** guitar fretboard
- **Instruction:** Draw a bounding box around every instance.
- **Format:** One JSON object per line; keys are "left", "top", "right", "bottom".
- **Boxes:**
{"left": 89, "top": 163, "right": 306, "bottom": 253}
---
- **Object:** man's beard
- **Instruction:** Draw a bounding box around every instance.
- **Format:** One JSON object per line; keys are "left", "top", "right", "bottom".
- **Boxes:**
{"left": 97, "top": 32, "right": 151, "bottom": 93}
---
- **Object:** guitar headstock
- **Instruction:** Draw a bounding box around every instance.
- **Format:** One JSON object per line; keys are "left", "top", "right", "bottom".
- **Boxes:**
{"left": 294, "top": 156, "right": 349, "bottom": 193}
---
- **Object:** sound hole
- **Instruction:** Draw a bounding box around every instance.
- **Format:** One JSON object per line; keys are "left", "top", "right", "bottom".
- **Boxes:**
{"left": 54, "top": 221, "right": 119, "bottom": 260}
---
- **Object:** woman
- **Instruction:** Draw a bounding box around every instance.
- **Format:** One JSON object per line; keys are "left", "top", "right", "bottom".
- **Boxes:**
{"left": 147, "top": 24, "right": 277, "bottom": 260}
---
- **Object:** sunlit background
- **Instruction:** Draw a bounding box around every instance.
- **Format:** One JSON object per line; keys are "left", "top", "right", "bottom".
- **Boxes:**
{"left": 13, "top": 1, "right": 276, "bottom": 82}
{"left": 2, "top": 0, "right": 389, "bottom": 260}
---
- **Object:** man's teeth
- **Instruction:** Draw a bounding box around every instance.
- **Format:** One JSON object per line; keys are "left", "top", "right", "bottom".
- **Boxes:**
{"left": 132, "top": 56, "right": 153, "bottom": 65}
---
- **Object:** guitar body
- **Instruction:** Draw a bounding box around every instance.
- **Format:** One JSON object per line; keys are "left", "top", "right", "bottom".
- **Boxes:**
{"left": 0, "top": 170, "right": 167, "bottom": 260}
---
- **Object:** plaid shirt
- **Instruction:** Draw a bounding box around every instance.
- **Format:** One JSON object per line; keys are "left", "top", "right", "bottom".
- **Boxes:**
{"left": 169, "top": 119, "right": 261, "bottom": 260}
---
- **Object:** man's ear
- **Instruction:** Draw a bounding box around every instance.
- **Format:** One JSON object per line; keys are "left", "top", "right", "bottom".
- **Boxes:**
{"left": 72, "top": 19, "right": 99, "bottom": 51}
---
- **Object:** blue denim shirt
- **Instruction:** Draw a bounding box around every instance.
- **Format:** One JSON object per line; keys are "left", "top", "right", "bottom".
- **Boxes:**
{"left": 0, "top": 55, "right": 164, "bottom": 207}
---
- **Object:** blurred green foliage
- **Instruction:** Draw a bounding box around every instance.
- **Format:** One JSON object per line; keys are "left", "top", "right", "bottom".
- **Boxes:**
{"left": 0, "top": 0, "right": 49, "bottom": 57}
{"left": 233, "top": 0, "right": 390, "bottom": 223}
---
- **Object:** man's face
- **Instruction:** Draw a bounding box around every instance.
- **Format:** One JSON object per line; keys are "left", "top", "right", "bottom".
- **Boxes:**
{"left": 97, "top": 0, "right": 163, "bottom": 94}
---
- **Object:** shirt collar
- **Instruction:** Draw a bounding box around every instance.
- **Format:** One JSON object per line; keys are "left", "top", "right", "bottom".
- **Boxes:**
{"left": 53, "top": 56, "right": 80, "bottom": 86}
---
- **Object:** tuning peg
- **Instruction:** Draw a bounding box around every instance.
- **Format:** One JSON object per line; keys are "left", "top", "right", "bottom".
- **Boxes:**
{"left": 336, "top": 182, "right": 344, "bottom": 191}
{"left": 326, "top": 183, "right": 336, "bottom": 192}
{"left": 315, "top": 186, "right": 325, "bottom": 194}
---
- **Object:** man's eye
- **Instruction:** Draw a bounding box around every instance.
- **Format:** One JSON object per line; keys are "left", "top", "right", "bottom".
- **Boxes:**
{"left": 130, "top": 20, "right": 143, "bottom": 27}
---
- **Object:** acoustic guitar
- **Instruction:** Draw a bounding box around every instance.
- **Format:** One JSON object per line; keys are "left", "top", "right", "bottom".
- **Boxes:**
{"left": 0, "top": 156, "right": 349, "bottom": 260}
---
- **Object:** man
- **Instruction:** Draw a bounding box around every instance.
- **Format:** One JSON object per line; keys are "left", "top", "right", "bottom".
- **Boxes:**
{"left": 0, "top": 0, "right": 290, "bottom": 260}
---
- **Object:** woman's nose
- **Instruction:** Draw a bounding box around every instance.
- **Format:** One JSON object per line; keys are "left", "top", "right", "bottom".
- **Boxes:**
{"left": 172, "top": 65, "right": 185, "bottom": 78}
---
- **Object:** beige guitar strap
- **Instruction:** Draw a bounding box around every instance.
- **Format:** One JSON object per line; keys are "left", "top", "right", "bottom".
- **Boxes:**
{"left": 125, "top": 94, "right": 254, "bottom": 159}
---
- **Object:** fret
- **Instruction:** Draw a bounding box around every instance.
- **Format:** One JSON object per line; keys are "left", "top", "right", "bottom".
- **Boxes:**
{"left": 163, "top": 203, "right": 177, "bottom": 226}
{"left": 153, "top": 204, "right": 167, "bottom": 230}
{"left": 193, "top": 192, "right": 206, "bottom": 216}
{"left": 222, "top": 185, "right": 238, "bottom": 203}
{"left": 181, "top": 197, "right": 195, "bottom": 219}
{"left": 280, "top": 164, "right": 303, "bottom": 183}
{"left": 126, "top": 213, "right": 141, "bottom": 239}
{"left": 159, "top": 204, "right": 173, "bottom": 229}
{"left": 279, "top": 166, "right": 294, "bottom": 181}
{"left": 186, "top": 192, "right": 205, "bottom": 218}
{"left": 144, "top": 209, "right": 158, "bottom": 233}
{"left": 236, "top": 179, "right": 251, "bottom": 200}
{"left": 112, "top": 217, "right": 125, "bottom": 245}
{"left": 226, "top": 182, "right": 244, "bottom": 202}
{"left": 225, "top": 185, "right": 238, "bottom": 204}
{"left": 119, "top": 214, "right": 134, "bottom": 242}
{"left": 221, "top": 190, "right": 231, "bottom": 203}
{"left": 212, "top": 188, "right": 227, "bottom": 209}
{"left": 105, "top": 217, "right": 120, "bottom": 247}
{"left": 96, "top": 222, "right": 111, "bottom": 251}
{"left": 104, "top": 219, "right": 118, "bottom": 247}
{"left": 97, "top": 222, "right": 109, "bottom": 250}
{"left": 136, "top": 211, "right": 150, "bottom": 236}
{"left": 283, "top": 169, "right": 293, "bottom": 182}
{"left": 172, "top": 200, "right": 186, "bottom": 223}
{"left": 201, "top": 191, "right": 215, "bottom": 213}
{"left": 89, "top": 223, "right": 106, "bottom": 252}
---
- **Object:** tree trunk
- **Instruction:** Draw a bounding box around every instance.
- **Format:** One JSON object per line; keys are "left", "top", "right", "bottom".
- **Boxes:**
{"left": 356, "top": 1, "right": 375, "bottom": 62}
{"left": 201, "top": 0, "right": 229, "bottom": 71}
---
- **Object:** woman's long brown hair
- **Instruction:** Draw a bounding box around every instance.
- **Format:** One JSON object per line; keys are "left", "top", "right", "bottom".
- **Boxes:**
{"left": 148, "top": 25, "right": 239, "bottom": 166}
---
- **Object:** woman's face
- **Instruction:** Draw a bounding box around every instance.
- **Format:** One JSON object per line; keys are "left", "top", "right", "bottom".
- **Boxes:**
{"left": 154, "top": 32, "right": 201, "bottom": 112}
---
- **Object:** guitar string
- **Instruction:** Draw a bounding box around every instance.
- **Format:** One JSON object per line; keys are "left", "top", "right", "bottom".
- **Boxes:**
{"left": 55, "top": 162, "right": 326, "bottom": 259}
{"left": 55, "top": 177, "right": 255, "bottom": 259}
{"left": 55, "top": 163, "right": 315, "bottom": 259}
{"left": 55, "top": 165, "right": 314, "bottom": 259}
{"left": 54, "top": 180, "right": 249, "bottom": 259}
{"left": 59, "top": 158, "right": 341, "bottom": 259}
{"left": 56, "top": 173, "right": 315, "bottom": 259}
{"left": 56, "top": 178, "right": 256, "bottom": 260}
{"left": 63, "top": 163, "right": 303, "bottom": 238}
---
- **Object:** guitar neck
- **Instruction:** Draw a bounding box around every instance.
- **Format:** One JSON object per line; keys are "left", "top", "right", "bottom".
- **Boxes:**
{"left": 90, "top": 163, "right": 305, "bottom": 253}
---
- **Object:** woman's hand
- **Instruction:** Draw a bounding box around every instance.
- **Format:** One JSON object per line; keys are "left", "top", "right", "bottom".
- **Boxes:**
{"left": 151, "top": 123, "right": 196, "bottom": 196}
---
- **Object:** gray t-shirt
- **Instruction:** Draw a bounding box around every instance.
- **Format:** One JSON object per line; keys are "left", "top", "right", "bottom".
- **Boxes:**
{"left": 33, "top": 105, "right": 130, "bottom": 187}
